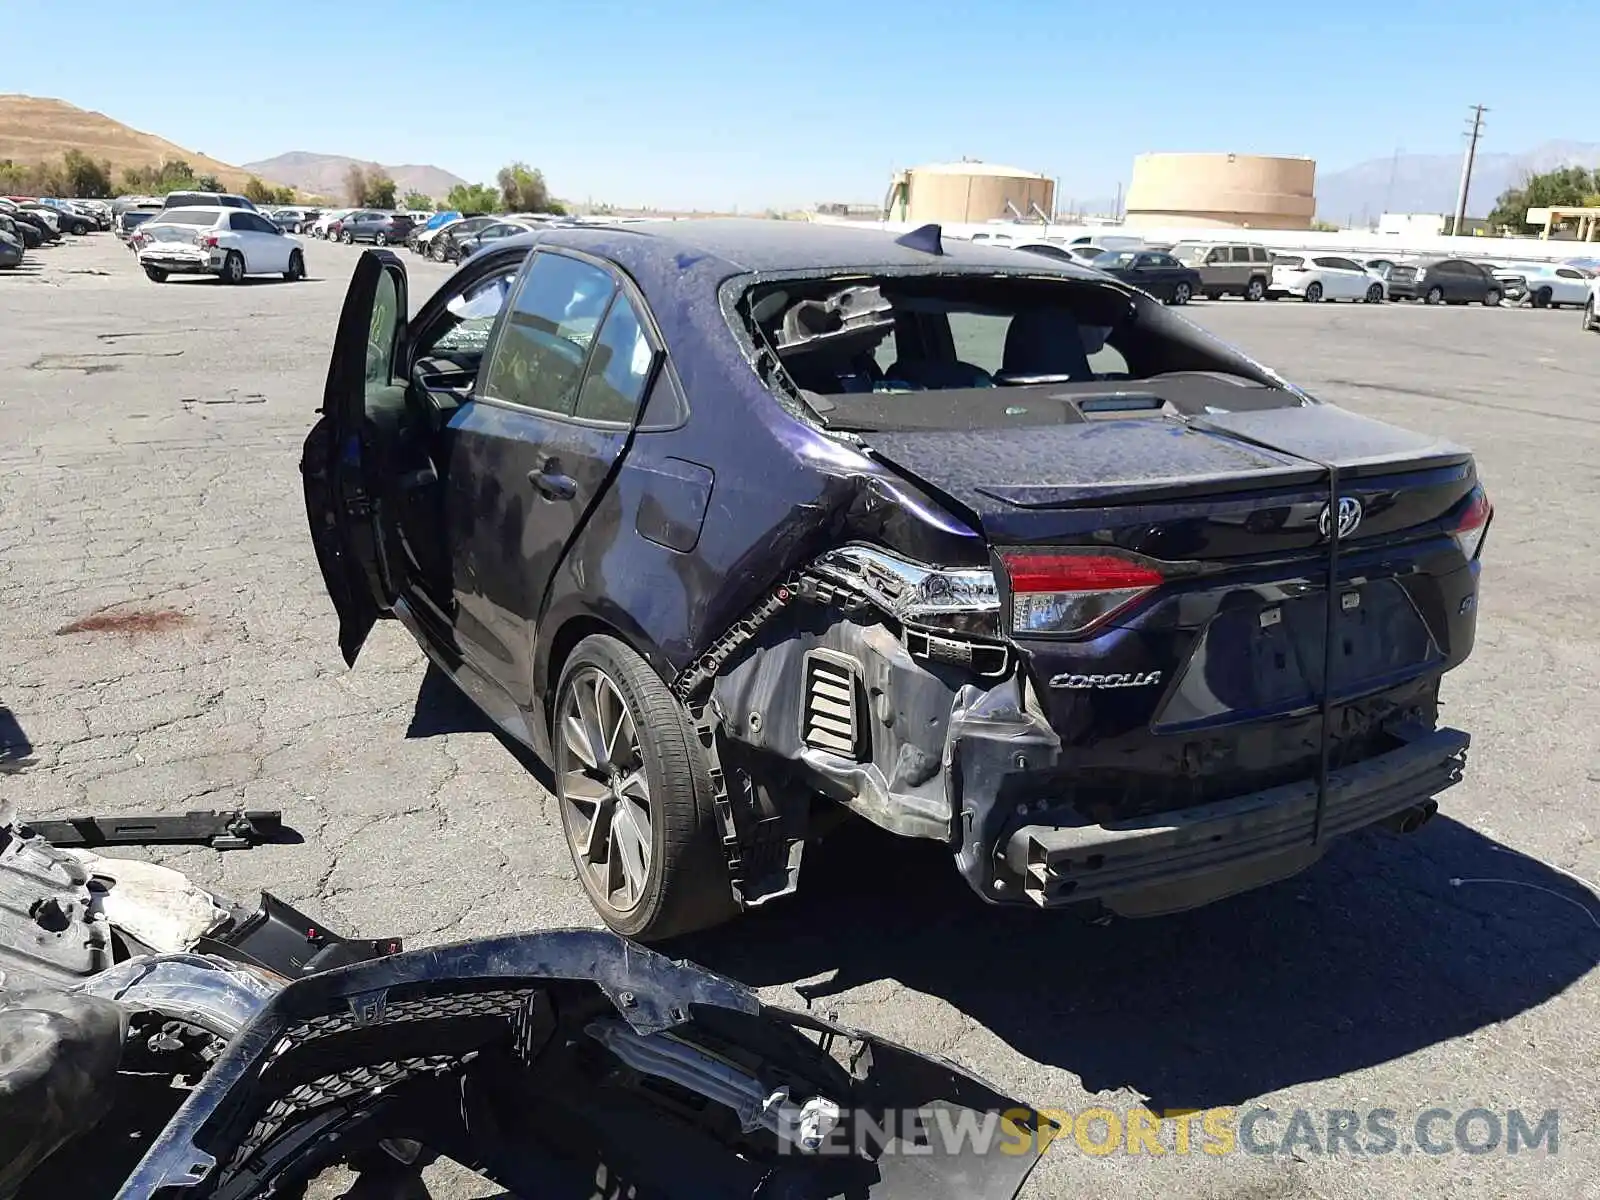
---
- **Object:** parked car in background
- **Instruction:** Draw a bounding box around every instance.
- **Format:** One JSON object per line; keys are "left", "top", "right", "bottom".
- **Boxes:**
{"left": 16, "top": 203, "right": 64, "bottom": 238}
{"left": 4, "top": 202, "right": 60, "bottom": 244}
{"left": 0, "top": 221, "right": 22, "bottom": 268}
{"left": 1170, "top": 240, "right": 1274, "bottom": 301}
{"left": 1270, "top": 254, "right": 1386, "bottom": 303}
{"left": 116, "top": 207, "right": 162, "bottom": 246}
{"left": 1090, "top": 248, "right": 1202, "bottom": 303}
{"left": 0, "top": 204, "right": 44, "bottom": 248}
{"left": 136, "top": 206, "right": 306, "bottom": 284}
{"left": 407, "top": 209, "right": 460, "bottom": 250}
{"left": 270, "top": 207, "right": 322, "bottom": 234}
{"left": 338, "top": 210, "right": 415, "bottom": 246}
{"left": 1064, "top": 244, "right": 1107, "bottom": 264}
{"left": 309, "top": 209, "right": 355, "bottom": 239}
{"left": 1475, "top": 262, "right": 1527, "bottom": 304}
{"left": 161, "top": 190, "right": 257, "bottom": 212}
{"left": 1385, "top": 258, "right": 1501, "bottom": 305}
{"left": 1011, "top": 241, "right": 1076, "bottom": 262}
{"left": 434, "top": 214, "right": 503, "bottom": 263}
{"left": 453, "top": 218, "right": 541, "bottom": 260}
{"left": 305, "top": 222, "right": 1489, "bottom": 939}
{"left": 37, "top": 198, "right": 100, "bottom": 234}
{"left": 1513, "top": 262, "right": 1591, "bottom": 309}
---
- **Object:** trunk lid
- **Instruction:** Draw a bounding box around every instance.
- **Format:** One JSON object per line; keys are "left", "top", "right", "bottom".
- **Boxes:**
{"left": 860, "top": 404, "right": 1472, "bottom": 549}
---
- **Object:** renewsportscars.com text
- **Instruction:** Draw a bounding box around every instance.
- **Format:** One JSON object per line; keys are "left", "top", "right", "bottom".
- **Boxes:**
{"left": 773, "top": 1105, "right": 1560, "bottom": 1158}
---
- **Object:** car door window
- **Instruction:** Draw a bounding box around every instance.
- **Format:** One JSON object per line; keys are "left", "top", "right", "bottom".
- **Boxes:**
{"left": 367, "top": 269, "right": 402, "bottom": 385}
{"left": 574, "top": 296, "right": 656, "bottom": 424}
{"left": 481, "top": 252, "right": 616, "bottom": 416}
{"left": 429, "top": 268, "right": 520, "bottom": 356}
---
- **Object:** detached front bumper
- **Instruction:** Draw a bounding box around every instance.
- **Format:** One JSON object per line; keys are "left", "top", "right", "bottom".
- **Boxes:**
{"left": 944, "top": 689, "right": 1469, "bottom": 916}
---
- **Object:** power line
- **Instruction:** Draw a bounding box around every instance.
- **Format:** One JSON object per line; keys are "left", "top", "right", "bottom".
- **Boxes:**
{"left": 1453, "top": 105, "right": 1487, "bottom": 236}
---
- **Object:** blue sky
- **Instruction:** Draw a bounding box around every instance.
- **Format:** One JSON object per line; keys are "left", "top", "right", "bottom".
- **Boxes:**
{"left": 3, "top": 0, "right": 1595, "bottom": 210}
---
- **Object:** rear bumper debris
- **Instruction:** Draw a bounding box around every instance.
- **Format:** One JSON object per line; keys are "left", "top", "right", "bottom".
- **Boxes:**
{"left": 982, "top": 726, "right": 1469, "bottom": 914}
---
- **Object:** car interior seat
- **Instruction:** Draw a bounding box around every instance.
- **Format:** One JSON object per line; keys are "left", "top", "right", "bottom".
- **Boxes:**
{"left": 1001, "top": 308, "right": 1094, "bottom": 381}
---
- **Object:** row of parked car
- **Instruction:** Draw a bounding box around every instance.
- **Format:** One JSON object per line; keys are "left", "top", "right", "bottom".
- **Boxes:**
{"left": 253, "top": 205, "right": 563, "bottom": 264}
{"left": 0, "top": 195, "right": 112, "bottom": 267}
{"left": 1002, "top": 233, "right": 1598, "bottom": 314}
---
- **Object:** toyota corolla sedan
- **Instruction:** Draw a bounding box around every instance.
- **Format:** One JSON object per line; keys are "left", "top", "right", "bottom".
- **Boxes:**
{"left": 304, "top": 221, "right": 1490, "bottom": 940}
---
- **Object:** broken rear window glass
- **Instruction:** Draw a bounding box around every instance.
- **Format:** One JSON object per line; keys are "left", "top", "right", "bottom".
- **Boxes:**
{"left": 740, "top": 272, "right": 1300, "bottom": 434}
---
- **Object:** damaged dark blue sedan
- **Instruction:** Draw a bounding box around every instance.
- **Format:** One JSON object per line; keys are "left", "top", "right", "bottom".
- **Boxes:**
{"left": 303, "top": 219, "right": 1491, "bottom": 940}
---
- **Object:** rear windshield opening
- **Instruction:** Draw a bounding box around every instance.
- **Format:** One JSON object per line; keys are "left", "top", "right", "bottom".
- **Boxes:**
{"left": 742, "top": 273, "right": 1297, "bottom": 433}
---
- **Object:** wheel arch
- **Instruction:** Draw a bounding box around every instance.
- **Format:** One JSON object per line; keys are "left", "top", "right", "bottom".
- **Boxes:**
{"left": 536, "top": 605, "right": 677, "bottom": 744}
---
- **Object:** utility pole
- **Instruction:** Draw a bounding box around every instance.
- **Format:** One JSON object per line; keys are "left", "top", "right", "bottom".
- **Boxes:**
{"left": 1453, "top": 105, "right": 1487, "bottom": 236}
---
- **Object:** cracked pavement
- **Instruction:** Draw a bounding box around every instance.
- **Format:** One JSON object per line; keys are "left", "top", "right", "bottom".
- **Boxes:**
{"left": 1, "top": 235, "right": 1597, "bottom": 1199}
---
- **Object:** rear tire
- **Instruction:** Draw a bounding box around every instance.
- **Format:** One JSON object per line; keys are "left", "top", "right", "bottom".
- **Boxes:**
{"left": 429, "top": 238, "right": 445, "bottom": 262}
{"left": 1171, "top": 281, "right": 1192, "bottom": 305}
{"left": 1365, "top": 283, "right": 1384, "bottom": 304}
{"left": 553, "top": 635, "right": 737, "bottom": 942}
{"left": 1244, "top": 277, "right": 1266, "bottom": 302}
{"left": 143, "top": 265, "right": 167, "bottom": 283}
{"left": 1424, "top": 286, "right": 1444, "bottom": 305}
{"left": 220, "top": 251, "right": 244, "bottom": 284}
{"left": 1304, "top": 281, "right": 1323, "bottom": 303}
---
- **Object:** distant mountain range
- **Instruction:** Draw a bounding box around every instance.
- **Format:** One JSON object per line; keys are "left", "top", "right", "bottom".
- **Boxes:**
{"left": 0, "top": 95, "right": 282, "bottom": 192}
{"left": 240, "top": 152, "right": 467, "bottom": 203}
{"left": 1315, "top": 140, "right": 1600, "bottom": 224}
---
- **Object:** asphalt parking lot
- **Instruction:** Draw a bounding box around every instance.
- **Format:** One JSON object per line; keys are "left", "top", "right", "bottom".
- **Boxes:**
{"left": 2, "top": 233, "right": 1597, "bottom": 1200}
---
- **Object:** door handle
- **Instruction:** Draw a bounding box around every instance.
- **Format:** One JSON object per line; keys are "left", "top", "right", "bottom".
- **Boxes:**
{"left": 529, "top": 467, "right": 577, "bottom": 501}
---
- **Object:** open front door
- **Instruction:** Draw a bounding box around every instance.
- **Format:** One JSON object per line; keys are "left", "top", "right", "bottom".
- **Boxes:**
{"left": 300, "top": 249, "right": 409, "bottom": 665}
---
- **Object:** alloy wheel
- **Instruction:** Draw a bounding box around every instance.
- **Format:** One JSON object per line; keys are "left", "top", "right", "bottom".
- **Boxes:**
{"left": 558, "top": 666, "right": 654, "bottom": 915}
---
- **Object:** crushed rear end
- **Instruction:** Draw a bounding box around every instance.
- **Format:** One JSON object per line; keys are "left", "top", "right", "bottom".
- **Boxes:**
{"left": 696, "top": 268, "right": 1490, "bottom": 918}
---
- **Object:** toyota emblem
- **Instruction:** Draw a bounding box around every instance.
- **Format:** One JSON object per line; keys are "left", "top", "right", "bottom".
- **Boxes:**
{"left": 1318, "top": 496, "right": 1364, "bottom": 540}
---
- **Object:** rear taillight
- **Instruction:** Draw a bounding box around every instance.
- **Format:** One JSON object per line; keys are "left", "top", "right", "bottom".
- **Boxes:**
{"left": 1447, "top": 485, "right": 1492, "bottom": 561}
{"left": 201, "top": 235, "right": 219, "bottom": 248}
{"left": 1000, "top": 551, "right": 1164, "bottom": 637}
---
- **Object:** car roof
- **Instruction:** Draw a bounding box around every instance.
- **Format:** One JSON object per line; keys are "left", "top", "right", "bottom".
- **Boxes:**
{"left": 510, "top": 218, "right": 1108, "bottom": 280}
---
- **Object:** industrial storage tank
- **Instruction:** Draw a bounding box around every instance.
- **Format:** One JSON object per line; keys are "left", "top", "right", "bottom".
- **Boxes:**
{"left": 887, "top": 161, "right": 1055, "bottom": 225}
{"left": 1123, "top": 153, "right": 1315, "bottom": 230}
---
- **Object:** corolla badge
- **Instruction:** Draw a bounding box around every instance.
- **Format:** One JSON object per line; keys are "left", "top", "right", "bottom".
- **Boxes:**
{"left": 1050, "top": 671, "right": 1163, "bottom": 690}
{"left": 1318, "top": 496, "right": 1364, "bottom": 540}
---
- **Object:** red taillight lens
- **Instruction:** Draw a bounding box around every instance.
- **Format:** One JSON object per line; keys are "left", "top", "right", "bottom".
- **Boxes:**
{"left": 1448, "top": 485, "right": 1492, "bottom": 561}
{"left": 201, "top": 235, "right": 219, "bottom": 248}
{"left": 999, "top": 551, "right": 1165, "bottom": 636}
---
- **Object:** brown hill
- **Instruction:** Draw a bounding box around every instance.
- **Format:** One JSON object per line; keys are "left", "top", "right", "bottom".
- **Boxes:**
{"left": 241, "top": 152, "right": 466, "bottom": 203}
{"left": 0, "top": 94, "right": 281, "bottom": 192}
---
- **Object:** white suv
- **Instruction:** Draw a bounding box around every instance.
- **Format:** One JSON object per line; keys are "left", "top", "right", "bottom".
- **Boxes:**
{"left": 137, "top": 206, "right": 306, "bottom": 284}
